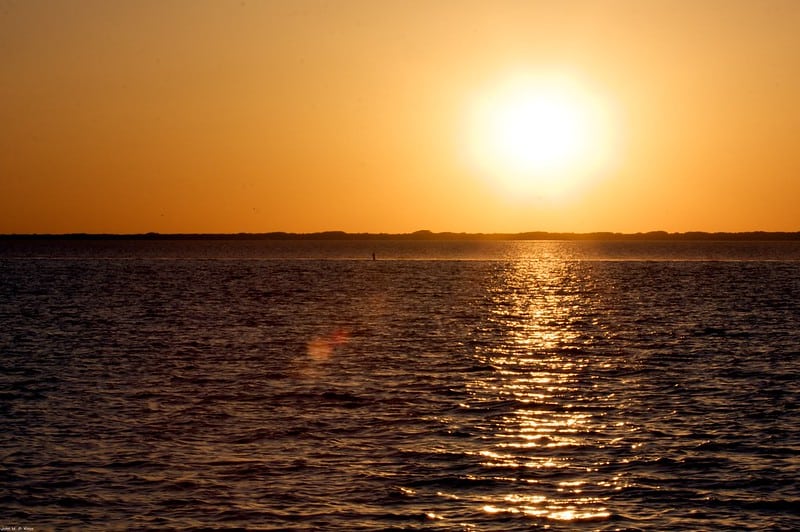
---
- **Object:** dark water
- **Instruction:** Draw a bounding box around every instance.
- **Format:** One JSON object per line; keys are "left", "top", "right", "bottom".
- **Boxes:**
{"left": 2, "top": 240, "right": 799, "bottom": 530}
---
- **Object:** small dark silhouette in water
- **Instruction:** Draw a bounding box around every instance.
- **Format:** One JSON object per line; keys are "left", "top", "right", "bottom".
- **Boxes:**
{"left": 372, "top": 252, "right": 376, "bottom": 261}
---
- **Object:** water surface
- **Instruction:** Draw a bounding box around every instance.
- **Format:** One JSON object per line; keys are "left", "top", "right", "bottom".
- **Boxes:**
{"left": 1, "top": 240, "right": 799, "bottom": 529}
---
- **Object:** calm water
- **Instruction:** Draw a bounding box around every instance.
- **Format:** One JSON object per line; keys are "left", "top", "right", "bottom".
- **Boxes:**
{"left": 2, "top": 240, "right": 799, "bottom": 530}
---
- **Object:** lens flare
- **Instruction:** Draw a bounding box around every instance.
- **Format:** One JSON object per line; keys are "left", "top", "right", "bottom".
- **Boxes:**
{"left": 306, "top": 327, "right": 350, "bottom": 361}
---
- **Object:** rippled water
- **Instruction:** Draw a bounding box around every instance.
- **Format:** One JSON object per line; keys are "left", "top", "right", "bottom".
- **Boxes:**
{"left": 2, "top": 240, "right": 799, "bottom": 530}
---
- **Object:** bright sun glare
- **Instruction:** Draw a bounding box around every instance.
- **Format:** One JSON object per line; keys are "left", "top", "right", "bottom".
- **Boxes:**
{"left": 465, "top": 73, "right": 618, "bottom": 200}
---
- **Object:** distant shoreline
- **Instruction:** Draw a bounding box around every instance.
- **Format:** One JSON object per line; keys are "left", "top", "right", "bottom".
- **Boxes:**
{"left": 3, "top": 230, "right": 800, "bottom": 241}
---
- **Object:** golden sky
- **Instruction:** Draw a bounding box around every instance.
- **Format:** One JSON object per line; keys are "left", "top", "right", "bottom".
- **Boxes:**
{"left": 2, "top": 0, "right": 799, "bottom": 234}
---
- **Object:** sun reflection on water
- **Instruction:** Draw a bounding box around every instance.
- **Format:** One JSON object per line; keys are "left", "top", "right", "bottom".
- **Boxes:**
{"left": 465, "top": 257, "right": 619, "bottom": 524}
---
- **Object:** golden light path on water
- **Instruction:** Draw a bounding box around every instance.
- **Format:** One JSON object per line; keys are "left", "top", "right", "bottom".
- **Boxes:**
{"left": 464, "top": 255, "right": 624, "bottom": 524}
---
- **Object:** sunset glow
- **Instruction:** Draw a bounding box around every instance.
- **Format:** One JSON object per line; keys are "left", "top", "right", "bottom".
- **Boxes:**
{"left": 1, "top": 1, "right": 799, "bottom": 233}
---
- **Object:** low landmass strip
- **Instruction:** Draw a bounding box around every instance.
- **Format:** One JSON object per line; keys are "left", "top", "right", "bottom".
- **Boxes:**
{"left": 3, "top": 230, "right": 800, "bottom": 241}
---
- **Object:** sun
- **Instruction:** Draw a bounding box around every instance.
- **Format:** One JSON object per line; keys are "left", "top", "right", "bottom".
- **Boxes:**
{"left": 464, "top": 73, "right": 618, "bottom": 200}
{"left": 485, "top": 91, "right": 587, "bottom": 173}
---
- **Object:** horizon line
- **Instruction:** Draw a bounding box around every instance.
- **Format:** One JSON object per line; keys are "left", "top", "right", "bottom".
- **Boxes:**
{"left": 3, "top": 230, "right": 800, "bottom": 241}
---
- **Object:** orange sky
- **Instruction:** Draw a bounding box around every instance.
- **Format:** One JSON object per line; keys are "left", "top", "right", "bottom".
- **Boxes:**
{"left": 2, "top": 0, "right": 799, "bottom": 234}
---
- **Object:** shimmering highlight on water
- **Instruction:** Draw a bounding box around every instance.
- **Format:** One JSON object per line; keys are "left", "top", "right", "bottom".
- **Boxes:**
{"left": 1, "top": 240, "right": 799, "bottom": 530}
